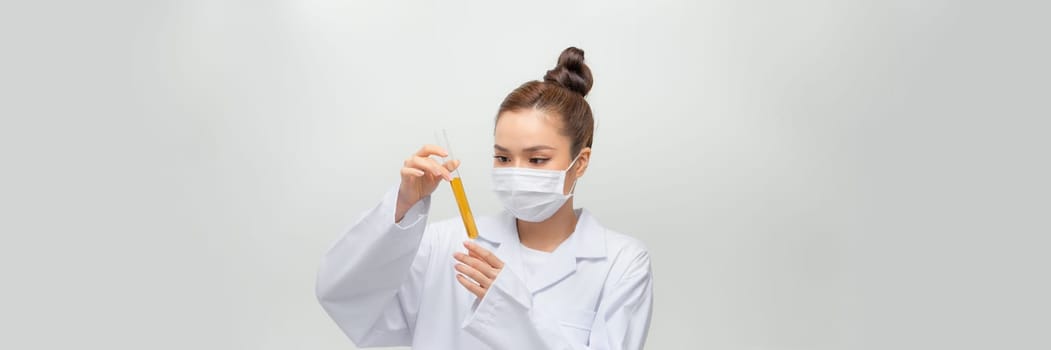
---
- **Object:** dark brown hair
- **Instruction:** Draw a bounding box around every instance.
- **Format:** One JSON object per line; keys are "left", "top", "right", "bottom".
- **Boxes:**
{"left": 497, "top": 47, "right": 595, "bottom": 156}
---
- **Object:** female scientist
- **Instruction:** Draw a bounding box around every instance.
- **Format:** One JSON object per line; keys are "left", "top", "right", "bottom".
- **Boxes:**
{"left": 316, "top": 47, "right": 653, "bottom": 349}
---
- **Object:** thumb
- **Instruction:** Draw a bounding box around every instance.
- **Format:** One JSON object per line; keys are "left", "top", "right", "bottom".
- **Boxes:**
{"left": 443, "top": 159, "right": 461, "bottom": 173}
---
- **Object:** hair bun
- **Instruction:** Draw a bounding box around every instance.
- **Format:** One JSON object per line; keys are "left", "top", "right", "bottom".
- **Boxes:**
{"left": 543, "top": 47, "right": 593, "bottom": 97}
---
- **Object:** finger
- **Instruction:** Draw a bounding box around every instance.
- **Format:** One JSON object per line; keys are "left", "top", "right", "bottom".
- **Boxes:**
{"left": 400, "top": 167, "right": 425, "bottom": 178}
{"left": 456, "top": 253, "right": 497, "bottom": 280}
{"left": 464, "top": 241, "right": 504, "bottom": 269}
{"left": 456, "top": 274, "right": 485, "bottom": 298}
{"left": 409, "top": 156, "right": 450, "bottom": 181}
{"left": 464, "top": 247, "right": 494, "bottom": 271}
{"left": 454, "top": 252, "right": 496, "bottom": 279}
{"left": 443, "top": 159, "right": 461, "bottom": 173}
{"left": 436, "top": 160, "right": 454, "bottom": 181}
{"left": 424, "top": 156, "right": 454, "bottom": 181}
{"left": 415, "top": 144, "right": 449, "bottom": 158}
{"left": 455, "top": 263, "right": 491, "bottom": 289}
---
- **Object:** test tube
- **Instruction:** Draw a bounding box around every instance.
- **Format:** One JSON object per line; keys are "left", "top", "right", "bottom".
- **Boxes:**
{"left": 437, "top": 130, "right": 479, "bottom": 239}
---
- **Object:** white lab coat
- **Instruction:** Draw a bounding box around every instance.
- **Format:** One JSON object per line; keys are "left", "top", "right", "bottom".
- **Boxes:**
{"left": 316, "top": 186, "right": 653, "bottom": 349}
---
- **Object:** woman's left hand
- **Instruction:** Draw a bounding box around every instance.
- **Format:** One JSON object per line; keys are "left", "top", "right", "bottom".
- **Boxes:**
{"left": 454, "top": 240, "right": 505, "bottom": 298}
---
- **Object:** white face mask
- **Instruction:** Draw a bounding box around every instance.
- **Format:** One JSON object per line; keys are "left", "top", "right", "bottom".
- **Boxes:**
{"left": 492, "top": 153, "right": 581, "bottom": 222}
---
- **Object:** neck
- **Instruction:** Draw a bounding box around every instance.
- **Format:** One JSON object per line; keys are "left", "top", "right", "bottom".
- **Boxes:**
{"left": 517, "top": 199, "right": 578, "bottom": 253}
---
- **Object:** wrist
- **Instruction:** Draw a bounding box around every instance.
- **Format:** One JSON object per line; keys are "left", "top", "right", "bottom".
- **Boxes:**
{"left": 394, "top": 194, "right": 418, "bottom": 223}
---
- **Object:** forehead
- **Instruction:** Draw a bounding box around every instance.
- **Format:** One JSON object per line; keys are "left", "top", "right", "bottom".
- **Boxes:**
{"left": 494, "top": 109, "right": 569, "bottom": 150}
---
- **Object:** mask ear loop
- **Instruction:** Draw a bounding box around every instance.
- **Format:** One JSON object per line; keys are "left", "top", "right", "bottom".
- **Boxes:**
{"left": 568, "top": 117, "right": 596, "bottom": 196}
{"left": 565, "top": 151, "right": 583, "bottom": 196}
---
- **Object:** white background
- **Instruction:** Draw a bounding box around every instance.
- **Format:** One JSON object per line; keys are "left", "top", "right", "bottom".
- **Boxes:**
{"left": 1, "top": 1, "right": 1048, "bottom": 349}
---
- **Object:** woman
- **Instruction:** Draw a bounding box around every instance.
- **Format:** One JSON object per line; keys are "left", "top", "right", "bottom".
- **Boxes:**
{"left": 316, "top": 47, "right": 653, "bottom": 349}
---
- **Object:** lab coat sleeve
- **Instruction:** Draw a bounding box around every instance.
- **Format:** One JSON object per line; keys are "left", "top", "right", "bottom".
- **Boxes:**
{"left": 315, "top": 186, "right": 434, "bottom": 347}
{"left": 461, "top": 251, "right": 654, "bottom": 350}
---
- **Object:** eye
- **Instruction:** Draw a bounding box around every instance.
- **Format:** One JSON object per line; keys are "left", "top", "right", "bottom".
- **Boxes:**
{"left": 493, "top": 155, "right": 510, "bottom": 163}
{"left": 529, "top": 158, "right": 549, "bottom": 164}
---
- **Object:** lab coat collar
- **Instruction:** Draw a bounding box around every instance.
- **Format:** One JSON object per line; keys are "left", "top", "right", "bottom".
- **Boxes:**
{"left": 477, "top": 209, "right": 607, "bottom": 258}
{"left": 477, "top": 208, "right": 608, "bottom": 293}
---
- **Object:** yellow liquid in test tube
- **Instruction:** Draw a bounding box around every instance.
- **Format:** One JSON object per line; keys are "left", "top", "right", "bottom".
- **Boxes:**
{"left": 438, "top": 129, "right": 478, "bottom": 239}
{"left": 449, "top": 177, "right": 478, "bottom": 239}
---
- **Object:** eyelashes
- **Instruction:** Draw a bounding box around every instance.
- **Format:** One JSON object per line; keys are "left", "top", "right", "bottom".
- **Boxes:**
{"left": 492, "top": 156, "right": 550, "bottom": 164}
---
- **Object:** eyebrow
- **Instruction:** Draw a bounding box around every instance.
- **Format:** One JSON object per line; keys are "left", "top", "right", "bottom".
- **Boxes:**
{"left": 493, "top": 144, "right": 556, "bottom": 153}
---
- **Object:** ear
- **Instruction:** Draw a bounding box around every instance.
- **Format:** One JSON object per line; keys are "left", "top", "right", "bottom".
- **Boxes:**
{"left": 574, "top": 147, "right": 592, "bottom": 179}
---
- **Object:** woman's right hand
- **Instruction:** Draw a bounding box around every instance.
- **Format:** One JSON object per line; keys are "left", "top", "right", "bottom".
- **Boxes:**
{"left": 395, "top": 144, "right": 460, "bottom": 223}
